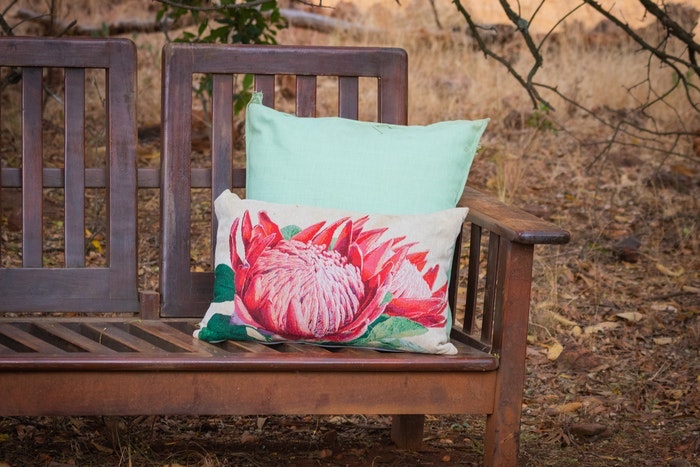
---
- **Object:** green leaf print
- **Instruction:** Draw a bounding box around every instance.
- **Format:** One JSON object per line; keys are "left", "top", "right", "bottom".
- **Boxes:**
{"left": 281, "top": 225, "right": 302, "bottom": 240}
{"left": 198, "top": 313, "right": 270, "bottom": 342}
{"left": 212, "top": 264, "right": 235, "bottom": 303}
{"left": 350, "top": 315, "right": 427, "bottom": 347}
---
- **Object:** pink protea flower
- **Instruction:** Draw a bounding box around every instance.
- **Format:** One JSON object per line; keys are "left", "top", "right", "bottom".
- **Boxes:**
{"left": 228, "top": 210, "right": 448, "bottom": 342}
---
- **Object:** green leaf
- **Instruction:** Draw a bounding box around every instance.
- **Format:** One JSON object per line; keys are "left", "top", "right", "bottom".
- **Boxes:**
{"left": 242, "top": 73, "right": 254, "bottom": 88}
{"left": 213, "top": 264, "right": 235, "bottom": 302}
{"left": 197, "top": 18, "right": 208, "bottom": 37}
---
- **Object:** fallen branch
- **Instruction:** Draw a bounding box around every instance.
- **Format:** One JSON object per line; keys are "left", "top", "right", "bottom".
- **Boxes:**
{"left": 279, "top": 8, "right": 375, "bottom": 34}
{"left": 14, "top": 7, "right": 186, "bottom": 36}
{"left": 14, "top": 6, "right": 373, "bottom": 38}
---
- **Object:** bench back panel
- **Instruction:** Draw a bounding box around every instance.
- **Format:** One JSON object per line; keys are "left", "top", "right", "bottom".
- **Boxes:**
{"left": 160, "top": 44, "right": 408, "bottom": 317}
{"left": 0, "top": 37, "right": 139, "bottom": 313}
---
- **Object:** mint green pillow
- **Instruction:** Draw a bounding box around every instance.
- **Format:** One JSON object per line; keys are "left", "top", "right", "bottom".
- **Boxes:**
{"left": 245, "top": 92, "right": 488, "bottom": 215}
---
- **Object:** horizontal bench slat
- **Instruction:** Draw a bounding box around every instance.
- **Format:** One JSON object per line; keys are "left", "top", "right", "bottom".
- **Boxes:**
{"left": 0, "top": 167, "right": 247, "bottom": 189}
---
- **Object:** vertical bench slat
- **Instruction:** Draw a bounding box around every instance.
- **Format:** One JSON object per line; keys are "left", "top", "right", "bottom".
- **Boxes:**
{"left": 106, "top": 42, "right": 138, "bottom": 302}
{"left": 64, "top": 68, "right": 86, "bottom": 268}
{"left": 160, "top": 45, "right": 195, "bottom": 316}
{"left": 21, "top": 67, "right": 43, "bottom": 268}
{"left": 211, "top": 73, "right": 234, "bottom": 259}
{"left": 377, "top": 52, "right": 408, "bottom": 125}
{"left": 448, "top": 230, "right": 462, "bottom": 320}
{"left": 338, "top": 76, "right": 359, "bottom": 120}
{"left": 296, "top": 75, "right": 317, "bottom": 117}
{"left": 254, "top": 74, "right": 275, "bottom": 107}
{"left": 481, "top": 232, "right": 500, "bottom": 345}
{"left": 464, "top": 225, "right": 482, "bottom": 333}
{"left": 0, "top": 87, "right": 3, "bottom": 258}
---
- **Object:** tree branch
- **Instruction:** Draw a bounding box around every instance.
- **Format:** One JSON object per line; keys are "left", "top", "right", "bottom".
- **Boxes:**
{"left": 453, "top": 0, "right": 699, "bottom": 165}
{"left": 453, "top": 0, "right": 553, "bottom": 110}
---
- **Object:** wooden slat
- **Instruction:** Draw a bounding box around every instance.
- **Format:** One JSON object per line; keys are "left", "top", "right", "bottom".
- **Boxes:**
{"left": 32, "top": 322, "right": 117, "bottom": 354}
{"left": 338, "top": 76, "right": 359, "bottom": 119}
{"left": 80, "top": 323, "right": 168, "bottom": 353}
{"left": 211, "top": 74, "right": 234, "bottom": 198}
{"left": 295, "top": 75, "right": 317, "bottom": 117}
{"left": 464, "top": 224, "right": 482, "bottom": 333}
{"left": 377, "top": 51, "right": 407, "bottom": 124}
{"left": 64, "top": 67, "right": 86, "bottom": 268}
{"left": 0, "top": 324, "right": 66, "bottom": 354}
{"left": 129, "top": 321, "right": 205, "bottom": 354}
{"left": 0, "top": 342, "right": 16, "bottom": 354}
{"left": 279, "top": 343, "right": 333, "bottom": 355}
{"left": 211, "top": 73, "right": 233, "bottom": 261}
{"left": 105, "top": 41, "right": 138, "bottom": 303}
{"left": 3, "top": 167, "right": 103, "bottom": 188}
{"left": 0, "top": 37, "right": 117, "bottom": 68}
{"left": 21, "top": 66, "right": 43, "bottom": 268}
{"left": 187, "top": 45, "right": 408, "bottom": 83}
{"left": 254, "top": 74, "right": 275, "bottom": 106}
{"left": 160, "top": 44, "right": 194, "bottom": 316}
{"left": 222, "top": 340, "right": 281, "bottom": 354}
{"left": 155, "top": 325, "right": 239, "bottom": 357}
{"left": 481, "top": 232, "right": 500, "bottom": 345}
{"left": 1, "top": 166, "right": 247, "bottom": 190}
{"left": 0, "top": 268, "right": 134, "bottom": 313}
{"left": 448, "top": 230, "right": 463, "bottom": 318}
{"left": 0, "top": 82, "right": 3, "bottom": 258}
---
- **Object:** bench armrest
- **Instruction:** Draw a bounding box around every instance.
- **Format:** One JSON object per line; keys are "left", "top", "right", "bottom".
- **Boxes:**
{"left": 459, "top": 186, "right": 570, "bottom": 245}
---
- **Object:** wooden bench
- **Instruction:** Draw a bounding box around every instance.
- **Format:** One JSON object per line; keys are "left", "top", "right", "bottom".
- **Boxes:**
{"left": 0, "top": 37, "right": 570, "bottom": 466}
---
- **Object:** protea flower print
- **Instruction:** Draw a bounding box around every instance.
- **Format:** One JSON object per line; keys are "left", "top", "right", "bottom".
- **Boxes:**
{"left": 227, "top": 209, "right": 448, "bottom": 343}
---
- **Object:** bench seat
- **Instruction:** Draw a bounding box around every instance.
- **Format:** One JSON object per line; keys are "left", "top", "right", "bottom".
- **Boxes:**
{"left": 0, "top": 318, "right": 499, "bottom": 418}
{"left": 0, "top": 318, "right": 497, "bottom": 372}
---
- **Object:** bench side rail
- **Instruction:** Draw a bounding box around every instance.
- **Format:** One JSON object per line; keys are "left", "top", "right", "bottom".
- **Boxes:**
{"left": 0, "top": 37, "right": 139, "bottom": 313}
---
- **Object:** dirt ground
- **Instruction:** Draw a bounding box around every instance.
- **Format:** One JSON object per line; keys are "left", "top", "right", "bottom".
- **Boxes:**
{"left": 1, "top": 1, "right": 699, "bottom": 466}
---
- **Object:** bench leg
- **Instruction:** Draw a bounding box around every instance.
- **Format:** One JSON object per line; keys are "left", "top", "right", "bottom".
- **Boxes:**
{"left": 482, "top": 239, "right": 534, "bottom": 466}
{"left": 484, "top": 409, "right": 521, "bottom": 466}
{"left": 390, "top": 414, "right": 424, "bottom": 450}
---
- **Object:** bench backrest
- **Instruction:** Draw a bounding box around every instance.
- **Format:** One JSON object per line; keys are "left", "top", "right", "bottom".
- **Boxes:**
{"left": 160, "top": 43, "right": 409, "bottom": 317}
{"left": 0, "top": 37, "right": 139, "bottom": 314}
